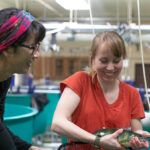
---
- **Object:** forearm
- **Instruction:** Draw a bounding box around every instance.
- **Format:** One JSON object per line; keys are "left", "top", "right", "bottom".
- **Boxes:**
{"left": 52, "top": 118, "right": 96, "bottom": 144}
{"left": 51, "top": 87, "right": 96, "bottom": 144}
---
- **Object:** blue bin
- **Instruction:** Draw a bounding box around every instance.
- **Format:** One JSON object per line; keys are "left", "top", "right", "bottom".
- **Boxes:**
{"left": 4, "top": 104, "right": 38, "bottom": 143}
{"left": 5, "top": 94, "right": 31, "bottom": 106}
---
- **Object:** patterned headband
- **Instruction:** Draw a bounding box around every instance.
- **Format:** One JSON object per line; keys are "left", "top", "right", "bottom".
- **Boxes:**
{"left": 0, "top": 10, "right": 34, "bottom": 52}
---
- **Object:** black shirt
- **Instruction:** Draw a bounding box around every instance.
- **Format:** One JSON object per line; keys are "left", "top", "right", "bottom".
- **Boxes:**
{"left": 0, "top": 77, "right": 32, "bottom": 150}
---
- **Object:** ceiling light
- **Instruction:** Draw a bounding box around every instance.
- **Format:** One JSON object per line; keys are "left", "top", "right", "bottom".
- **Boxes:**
{"left": 56, "top": 0, "right": 89, "bottom": 10}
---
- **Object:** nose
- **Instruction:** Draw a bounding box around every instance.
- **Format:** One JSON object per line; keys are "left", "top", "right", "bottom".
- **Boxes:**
{"left": 106, "top": 63, "right": 115, "bottom": 71}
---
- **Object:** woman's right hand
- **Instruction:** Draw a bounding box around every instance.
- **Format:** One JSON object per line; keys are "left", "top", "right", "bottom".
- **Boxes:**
{"left": 100, "top": 129, "right": 126, "bottom": 150}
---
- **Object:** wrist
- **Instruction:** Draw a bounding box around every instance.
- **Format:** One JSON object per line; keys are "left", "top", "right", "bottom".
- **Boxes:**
{"left": 93, "top": 136, "right": 101, "bottom": 148}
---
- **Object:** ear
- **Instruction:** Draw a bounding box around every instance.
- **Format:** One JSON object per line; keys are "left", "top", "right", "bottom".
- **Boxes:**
{"left": 3, "top": 47, "right": 15, "bottom": 57}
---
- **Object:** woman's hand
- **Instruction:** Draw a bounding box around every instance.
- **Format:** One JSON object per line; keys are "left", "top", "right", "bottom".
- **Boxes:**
{"left": 100, "top": 129, "right": 126, "bottom": 150}
{"left": 28, "top": 146, "right": 41, "bottom": 150}
{"left": 130, "top": 130, "right": 150, "bottom": 149}
{"left": 135, "top": 130, "right": 150, "bottom": 137}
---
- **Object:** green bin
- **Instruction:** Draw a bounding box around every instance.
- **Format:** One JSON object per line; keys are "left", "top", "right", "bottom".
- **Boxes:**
{"left": 4, "top": 104, "right": 38, "bottom": 143}
{"left": 47, "top": 91, "right": 67, "bottom": 144}
{"left": 32, "top": 103, "right": 50, "bottom": 136}
{"left": 32, "top": 90, "right": 61, "bottom": 136}
{"left": 47, "top": 91, "right": 61, "bottom": 125}
{"left": 5, "top": 94, "right": 31, "bottom": 106}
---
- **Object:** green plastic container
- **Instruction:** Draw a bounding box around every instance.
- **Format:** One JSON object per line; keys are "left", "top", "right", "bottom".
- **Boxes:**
{"left": 4, "top": 104, "right": 38, "bottom": 143}
{"left": 33, "top": 90, "right": 68, "bottom": 143}
{"left": 33, "top": 90, "right": 61, "bottom": 136}
{"left": 32, "top": 103, "right": 50, "bottom": 136}
{"left": 33, "top": 90, "right": 60, "bottom": 136}
{"left": 47, "top": 91, "right": 68, "bottom": 144}
{"left": 47, "top": 91, "right": 61, "bottom": 125}
{"left": 5, "top": 94, "right": 31, "bottom": 106}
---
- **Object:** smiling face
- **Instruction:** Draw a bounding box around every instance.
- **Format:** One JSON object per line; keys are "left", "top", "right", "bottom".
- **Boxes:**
{"left": 92, "top": 43, "right": 123, "bottom": 83}
{"left": 89, "top": 31, "right": 126, "bottom": 83}
{"left": 9, "top": 35, "right": 39, "bottom": 74}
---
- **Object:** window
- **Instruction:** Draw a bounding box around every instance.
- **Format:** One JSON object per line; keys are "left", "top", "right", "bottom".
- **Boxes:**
{"left": 68, "top": 60, "right": 77, "bottom": 76}
{"left": 56, "top": 59, "right": 63, "bottom": 78}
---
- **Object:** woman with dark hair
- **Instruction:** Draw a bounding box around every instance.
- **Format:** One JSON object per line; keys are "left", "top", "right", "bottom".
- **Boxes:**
{"left": 0, "top": 8, "right": 46, "bottom": 150}
{"left": 52, "top": 31, "right": 150, "bottom": 150}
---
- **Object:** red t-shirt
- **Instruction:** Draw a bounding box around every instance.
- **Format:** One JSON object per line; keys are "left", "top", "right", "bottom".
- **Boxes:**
{"left": 60, "top": 71, "right": 145, "bottom": 149}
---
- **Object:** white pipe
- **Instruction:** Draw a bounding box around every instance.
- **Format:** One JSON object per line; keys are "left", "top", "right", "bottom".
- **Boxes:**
{"left": 88, "top": 0, "right": 95, "bottom": 35}
{"left": 137, "top": 0, "right": 150, "bottom": 110}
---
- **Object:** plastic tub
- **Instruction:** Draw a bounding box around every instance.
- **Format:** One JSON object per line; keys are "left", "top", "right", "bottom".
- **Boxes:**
{"left": 32, "top": 90, "right": 61, "bottom": 136}
{"left": 47, "top": 91, "right": 61, "bottom": 125}
{"left": 4, "top": 104, "right": 38, "bottom": 143}
{"left": 5, "top": 94, "right": 31, "bottom": 106}
{"left": 47, "top": 91, "right": 68, "bottom": 144}
{"left": 32, "top": 105, "right": 49, "bottom": 136}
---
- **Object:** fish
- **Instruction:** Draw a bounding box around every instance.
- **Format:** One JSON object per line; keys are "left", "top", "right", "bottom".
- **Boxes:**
{"left": 94, "top": 128, "right": 148, "bottom": 148}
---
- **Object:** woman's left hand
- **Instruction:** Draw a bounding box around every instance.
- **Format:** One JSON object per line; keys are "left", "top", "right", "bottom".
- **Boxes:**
{"left": 130, "top": 130, "right": 150, "bottom": 149}
{"left": 28, "top": 146, "right": 41, "bottom": 150}
{"left": 135, "top": 130, "right": 150, "bottom": 137}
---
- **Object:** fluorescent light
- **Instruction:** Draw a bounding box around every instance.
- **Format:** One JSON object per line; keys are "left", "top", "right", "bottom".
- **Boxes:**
{"left": 56, "top": 0, "right": 89, "bottom": 10}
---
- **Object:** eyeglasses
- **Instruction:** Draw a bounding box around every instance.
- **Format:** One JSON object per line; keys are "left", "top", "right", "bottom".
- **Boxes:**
{"left": 16, "top": 43, "right": 40, "bottom": 55}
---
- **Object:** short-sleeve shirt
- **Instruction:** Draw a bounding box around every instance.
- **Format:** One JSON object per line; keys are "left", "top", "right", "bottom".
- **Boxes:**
{"left": 60, "top": 71, "right": 145, "bottom": 133}
{"left": 60, "top": 71, "right": 145, "bottom": 150}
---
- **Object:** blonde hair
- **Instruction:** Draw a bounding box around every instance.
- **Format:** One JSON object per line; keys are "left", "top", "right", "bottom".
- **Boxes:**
{"left": 87, "top": 31, "right": 126, "bottom": 78}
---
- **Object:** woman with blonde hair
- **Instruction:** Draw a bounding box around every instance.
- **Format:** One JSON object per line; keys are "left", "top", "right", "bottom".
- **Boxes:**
{"left": 52, "top": 31, "right": 150, "bottom": 150}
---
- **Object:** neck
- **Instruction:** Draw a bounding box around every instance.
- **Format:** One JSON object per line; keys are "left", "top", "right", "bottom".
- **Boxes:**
{"left": 97, "top": 76, "right": 119, "bottom": 93}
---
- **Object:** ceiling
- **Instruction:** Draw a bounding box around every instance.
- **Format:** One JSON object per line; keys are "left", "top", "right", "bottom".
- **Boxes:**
{"left": 0, "top": 0, "right": 150, "bottom": 25}
{"left": 1, "top": 0, "right": 150, "bottom": 42}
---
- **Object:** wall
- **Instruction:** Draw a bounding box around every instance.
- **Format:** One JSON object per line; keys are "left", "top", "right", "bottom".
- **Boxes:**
{"left": 33, "top": 41, "right": 150, "bottom": 86}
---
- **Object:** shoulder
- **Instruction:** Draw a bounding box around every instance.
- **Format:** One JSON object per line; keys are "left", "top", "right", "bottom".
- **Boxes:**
{"left": 120, "top": 81, "right": 139, "bottom": 94}
{"left": 65, "top": 71, "right": 90, "bottom": 82}
{"left": 60, "top": 71, "right": 91, "bottom": 93}
{"left": 73, "top": 71, "right": 90, "bottom": 79}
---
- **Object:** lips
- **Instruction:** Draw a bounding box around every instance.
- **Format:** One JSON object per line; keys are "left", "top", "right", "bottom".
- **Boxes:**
{"left": 104, "top": 72, "right": 115, "bottom": 76}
